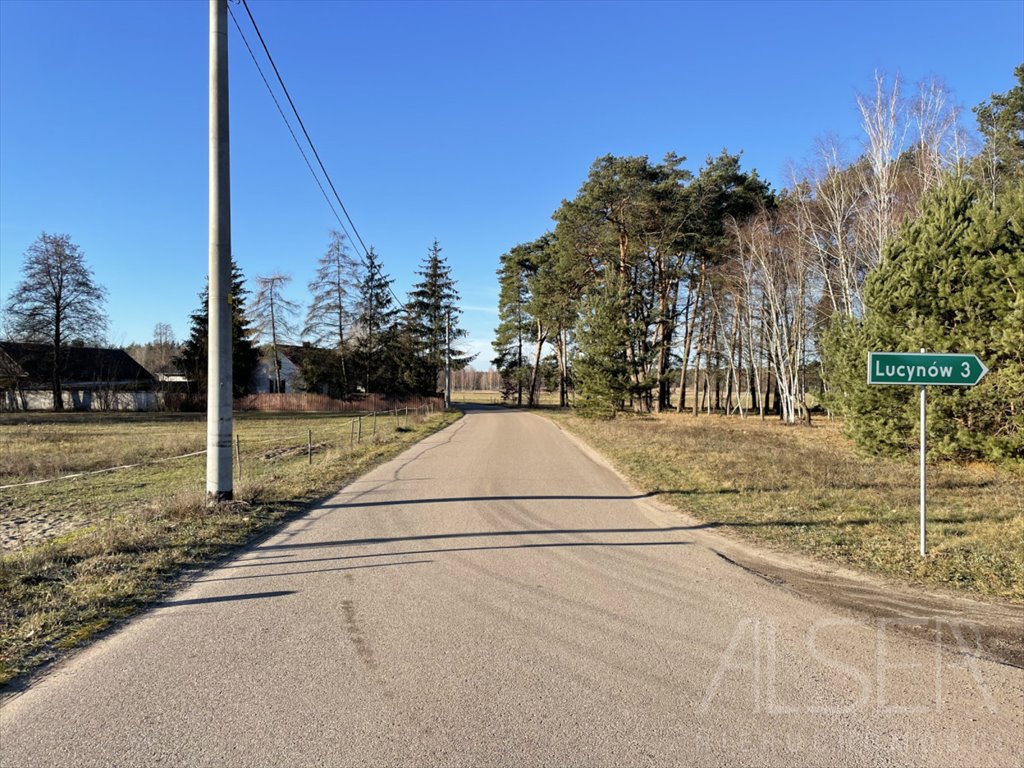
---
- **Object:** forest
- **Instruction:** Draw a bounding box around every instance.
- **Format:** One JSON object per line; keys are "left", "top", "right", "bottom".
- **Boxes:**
{"left": 493, "top": 67, "right": 1023, "bottom": 461}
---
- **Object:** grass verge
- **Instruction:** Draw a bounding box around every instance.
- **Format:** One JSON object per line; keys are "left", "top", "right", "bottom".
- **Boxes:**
{"left": 0, "top": 409, "right": 460, "bottom": 687}
{"left": 545, "top": 410, "right": 1023, "bottom": 602}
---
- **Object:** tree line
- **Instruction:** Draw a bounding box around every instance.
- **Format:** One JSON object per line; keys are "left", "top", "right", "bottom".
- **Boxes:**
{"left": 166, "top": 236, "right": 472, "bottom": 401}
{"left": 3, "top": 232, "right": 472, "bottom": 409}
{"left": 493, "top": 67, "right": 1023, "bottom": 460}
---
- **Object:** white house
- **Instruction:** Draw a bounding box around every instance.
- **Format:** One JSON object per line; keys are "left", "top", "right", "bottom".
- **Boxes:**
{"left": 251, "top": 347, "right": 304, "bottom": 394}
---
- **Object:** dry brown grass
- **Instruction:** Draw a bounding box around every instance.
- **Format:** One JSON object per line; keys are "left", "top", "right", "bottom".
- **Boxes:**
{"left": 545, "top": 410, "right": 1024, "bottom": 602}
{"left": 0, "top": 408, "right": 460, "bottom": 686}
{"left": 452, "top": 389, "right": 562, "bottom": 406}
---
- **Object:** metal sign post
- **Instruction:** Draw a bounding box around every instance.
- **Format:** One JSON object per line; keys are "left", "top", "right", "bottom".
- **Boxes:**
{"left": 868, "top": 350, "right": 988, "bottom": 556}
{"left": 919, "top": 383, "right": 926, "bottom": 556}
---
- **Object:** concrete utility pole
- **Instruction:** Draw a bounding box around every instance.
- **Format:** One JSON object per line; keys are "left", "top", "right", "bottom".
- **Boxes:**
{"left": 444, "top": 309, "right": 452, "bottom": 408}
{"left": 207, "top": 0, "right": 233, "bottom": 501}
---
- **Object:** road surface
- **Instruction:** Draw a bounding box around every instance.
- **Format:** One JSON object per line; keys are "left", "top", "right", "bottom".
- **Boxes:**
{"left": 2, "top": 405, "right": 1021, "bottom": 767}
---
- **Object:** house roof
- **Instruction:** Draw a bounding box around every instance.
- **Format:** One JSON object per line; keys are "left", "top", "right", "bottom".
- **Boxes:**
{"left": 0, "top": 347, "right": 27, "bottom": 382}
{"left": 0, "top": 342, "right": 156, "bottom": 386}
{"left": 152, "top": 361, "right": 184, "bottom": 377}
{"left": 277, "top": 344, "right": 329, "bottom": 367}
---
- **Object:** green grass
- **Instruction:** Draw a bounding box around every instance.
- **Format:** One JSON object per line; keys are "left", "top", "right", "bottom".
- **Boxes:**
{"left": 545, "top": 410, "right": 1024, "bottom": 602}
{"left": 0, "top": 408, "right": 460, "bottom": 686}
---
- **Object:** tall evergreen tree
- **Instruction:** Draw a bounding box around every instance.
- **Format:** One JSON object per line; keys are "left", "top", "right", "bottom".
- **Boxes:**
{"left": 574, "top": 277, "right": 631, "bottom": 418}
{"left": 492, "top": 242, "right": 536, "bottom": 405}
{"left": 551, "top": 151, "right": 770, "bottom": 413}
{"left": 973, "top": 64, "right": 1024, "bottom": 195}
{"left": 528, "top": 235, "right": 583, "bottom": 407}
{"left": 175, "top": 259, "right": 260, "bottom": 399}
{"left": 678, "top": 152, "right": 775, "bottom": 413}
{"left": 352, "top": 247, "right": 402, "bottom": 394}
{"left": 553, "top": 154, "right": 667, "bottom": 409}
{"left": 405, "top": 240, "right": 472, "bottom": 395}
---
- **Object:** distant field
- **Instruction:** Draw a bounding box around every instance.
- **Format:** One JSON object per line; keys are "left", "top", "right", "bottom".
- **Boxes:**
{"left": 451, "top": 390, "right": 503, "bottom": 404}
{"left": 452, "top": 389, "right": 561, "bottom": 406}
{"left": 0, "top": 407, "right": 459, "bottom": 685}
{"left": 546, "top": 410, "right": 1024, "bottom": 602}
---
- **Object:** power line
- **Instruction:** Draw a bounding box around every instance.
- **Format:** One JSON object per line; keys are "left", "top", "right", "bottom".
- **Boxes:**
{"left": 234, "top": 0, "right": 408, "bottom": 312}
{"left": 239, "top": 0, "right": 369, "bottom": 260}
{"left": 226, "top": 4, "right": 352, "bottom": 247}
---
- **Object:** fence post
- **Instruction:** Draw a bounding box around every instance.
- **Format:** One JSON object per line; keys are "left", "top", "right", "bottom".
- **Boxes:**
{"left": 350, "top": 419, "right": 355, "bottom": 446}
{"left": 308, "top": 429, "right": 312, "bottom": 465}
{"left": 358, "top": 416, "right": 362, "bottom": 443}
{"left": 235, "top": 434, "right": 241, "bottom": 481}
{"left": 372, "top": 410, "right": 377, "bottom": 436}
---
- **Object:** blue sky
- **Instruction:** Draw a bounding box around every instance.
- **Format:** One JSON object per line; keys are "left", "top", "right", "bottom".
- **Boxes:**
{"left": 1, "top": 0, "right": 1021, "bottom": 365}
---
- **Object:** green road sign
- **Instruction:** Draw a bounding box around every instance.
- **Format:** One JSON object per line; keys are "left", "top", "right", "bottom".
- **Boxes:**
{"left": 867, "top": 351, "right": 988, "bottom": 386}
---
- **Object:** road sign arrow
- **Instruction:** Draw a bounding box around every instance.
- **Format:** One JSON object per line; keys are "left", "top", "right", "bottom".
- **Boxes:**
{"left": 867, "top": 352, "right": 988, "bottom": 386}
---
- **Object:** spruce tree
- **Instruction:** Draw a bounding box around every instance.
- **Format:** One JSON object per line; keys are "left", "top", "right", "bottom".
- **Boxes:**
{"left": 352, "top": 248, "right": 402, "bottom": 394}
{"left": 574, "top": 278, "right": 631, "bottom": 418}
{"left": 175, "top": 259, "right": 260, "bottom": 399}
{"left": 405, "top": 240, "right": 471, "bottom": 395}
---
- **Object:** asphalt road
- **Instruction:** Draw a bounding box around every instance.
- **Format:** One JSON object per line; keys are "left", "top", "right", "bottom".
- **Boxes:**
{"left": 2, "top": 405, "right": 1021, "bottom": 767}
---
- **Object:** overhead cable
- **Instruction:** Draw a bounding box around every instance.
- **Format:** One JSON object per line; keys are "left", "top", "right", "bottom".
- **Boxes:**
{"left": 235, "top": 0, "right": 408, "bottom": 311}
{"left": 226, "top": 4, "right": 352, "bottom": 246}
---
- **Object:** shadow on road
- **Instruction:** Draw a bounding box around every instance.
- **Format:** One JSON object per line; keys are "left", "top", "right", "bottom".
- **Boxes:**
{"left": 156, "top": 590, "right": 297, "bottom": 607}
{"left": 318, "top": 491, "right": 740, "bottom": 511}
{"left": 249, "top": 525, "right": 710, "bottom": 552}
{"left": 451, "top": 403, "right": 518, "bottom": 414}
{"left": 321, "top": 493, "right": 658, "bottom": 510}
{"left": 204, "top": 540, "right": 691, "bottom": 583}
{"left": 199, "top": 559, "right": 435, "bottom": 584}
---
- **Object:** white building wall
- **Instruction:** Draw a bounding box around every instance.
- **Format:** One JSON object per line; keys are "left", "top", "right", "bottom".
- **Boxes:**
{"left": 252, "top": 352, "right": 303, "bottom": 394}
{"left": 4, "top": 389, "right": 159, "bottom": 411}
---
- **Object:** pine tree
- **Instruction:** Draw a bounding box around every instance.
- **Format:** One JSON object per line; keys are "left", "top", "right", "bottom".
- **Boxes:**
{"left": 175, "top": 259, "right": 260, "bottom": 400}
{"left": 822, "top": 178, "right": 1023, "bottom": 459}
{"left": 528, "top": 235, "right": 583, "bottom": 407}
{"left": 492, "top": 242, "right": 535, "bottom": 405}
{"left": 973, "top": 64, "right": 1024, "bottom": 195}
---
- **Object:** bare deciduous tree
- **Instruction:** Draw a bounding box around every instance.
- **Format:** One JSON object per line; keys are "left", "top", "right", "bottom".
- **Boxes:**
{"left": 251, "top": 273, "right": 300, "bottom": 393}
{"left": 794, "top": 139, "right": 865, "bottom": 319}
{"left": 910, "top": 77, "right": 964, "bottom": 195}
{"left": 305, "top": 230, "right": 358, "bottom": 391}
{"left": 3, "top": 232, "right": 108, "bottom": 410}
{"left": 856, "top": 71, "right": 908, "bottom": 268}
